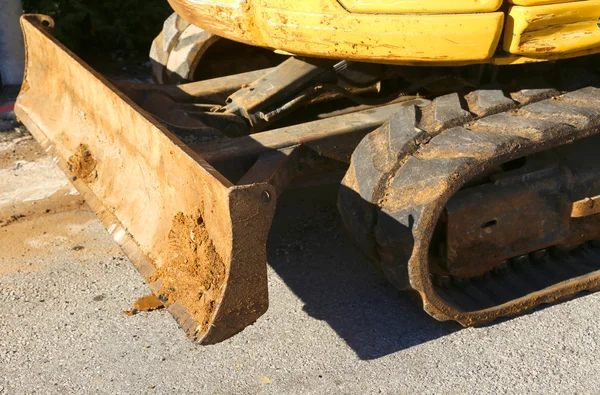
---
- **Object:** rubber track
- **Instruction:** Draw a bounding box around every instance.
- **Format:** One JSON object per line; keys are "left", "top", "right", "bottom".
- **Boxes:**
{"left": 149, "top": 12, "right": 218, "bottom": 84}
{"left": 340, "top": 59, "right": 600, "bottom": 325}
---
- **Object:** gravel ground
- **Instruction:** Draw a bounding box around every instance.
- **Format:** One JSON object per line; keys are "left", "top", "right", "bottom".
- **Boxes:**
{"left": 1, "top": 130, "right": 600, "bottom": 394}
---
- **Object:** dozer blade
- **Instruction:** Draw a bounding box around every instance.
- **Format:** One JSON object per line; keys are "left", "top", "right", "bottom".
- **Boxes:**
{"left": 15, "top": 15, "right": 277, "bottom": 344}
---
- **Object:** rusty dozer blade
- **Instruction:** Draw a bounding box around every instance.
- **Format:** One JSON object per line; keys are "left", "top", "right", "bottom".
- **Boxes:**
{"left": 15, "top": 15, "right": 277, "bottom": 344}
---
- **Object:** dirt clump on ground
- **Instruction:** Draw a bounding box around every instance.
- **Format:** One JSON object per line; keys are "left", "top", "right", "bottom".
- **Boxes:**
{"left": 67, "top": 144, "right": 97, "bottom": 183}
{"left": 151, "top": 211, "right": 227, "bottom": 335}
{"left": 123, "top": 295, "right": 165, "bottom": 316}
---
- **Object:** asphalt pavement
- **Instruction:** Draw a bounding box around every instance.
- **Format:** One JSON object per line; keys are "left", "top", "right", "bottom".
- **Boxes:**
{"left": 1, "top": 128, "right": 600, "bottom": 394}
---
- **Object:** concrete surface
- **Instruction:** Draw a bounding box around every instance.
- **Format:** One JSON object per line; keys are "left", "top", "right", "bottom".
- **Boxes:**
{"left": 1, "top": 127, "right": 600, "bottom": 394}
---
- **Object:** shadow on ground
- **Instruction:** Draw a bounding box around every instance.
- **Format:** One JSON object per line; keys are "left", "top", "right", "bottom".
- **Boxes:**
{"left": 267, "top": 182, "right": 460, "bottom": 360}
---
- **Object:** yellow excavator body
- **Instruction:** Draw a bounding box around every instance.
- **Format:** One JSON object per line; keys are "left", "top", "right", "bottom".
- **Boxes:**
{"left": 168, "top": 0, "right": 600, "bottom": 65}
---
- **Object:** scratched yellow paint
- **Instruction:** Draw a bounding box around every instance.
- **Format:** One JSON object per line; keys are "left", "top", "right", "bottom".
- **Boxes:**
{"left": 169, "top": 0, "right": 504, "bottom": 64}
{"left": 504, "top": 1, "right": 600, "bottom": 55}
{"left": 337, "top": 0, "right": 503, "bottom": 13}
{"left": 168, "top": 0, "right": 599, "bottom": 65}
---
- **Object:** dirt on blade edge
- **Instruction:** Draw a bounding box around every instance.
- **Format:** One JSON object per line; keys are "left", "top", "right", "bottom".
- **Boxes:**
{"left": 151, "top": 210, "right": 227, "bottom": 336}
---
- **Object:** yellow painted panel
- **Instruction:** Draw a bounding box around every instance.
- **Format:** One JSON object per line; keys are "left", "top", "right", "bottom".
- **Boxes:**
{"left": 338, "top": 0, "right": 502, "bottom": 13}
{"left": 259, "top": 9, "right": 503, "bottom": 63}
{"left": 169, "top": 0, "right": 504, "bottom": 65}
{"left": 504, "top": 1, "right": 600, "bottom": 55}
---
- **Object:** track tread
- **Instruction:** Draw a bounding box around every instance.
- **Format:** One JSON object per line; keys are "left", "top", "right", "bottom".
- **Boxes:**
{"left": 339, "top": 58, "right": 600, "bottom": 324}
{"left": 418, "top": 93, "right": 472, "bottom": 133}
{"left": 150, "top": 12, "right": 219, "bottom": 84}
{"left": 519, "top": 101, "right": 600, "bottom": 129}
{"left": 465, "top": 88, "right": 516, "bottom": 117}
{"left": 165, "top": 25, "right": 219, "bottom": 85}
{"left": 150, "top": 13, "right": 192, "bottom": 84}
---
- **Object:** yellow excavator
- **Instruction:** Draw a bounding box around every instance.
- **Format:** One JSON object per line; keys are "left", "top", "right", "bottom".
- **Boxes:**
{"left": 15, "top": 0, "right": 600, "bottom": 343}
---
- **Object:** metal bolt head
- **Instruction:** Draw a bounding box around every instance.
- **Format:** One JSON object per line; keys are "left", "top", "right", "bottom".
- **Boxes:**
{"left": 260, "top": 190, "right": 272, "bottom": 203}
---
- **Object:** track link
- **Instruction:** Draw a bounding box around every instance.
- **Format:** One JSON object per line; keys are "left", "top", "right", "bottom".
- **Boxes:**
{"left": 434, "top": 243, "right": 600, "bottom": 313}
{"left": 340, "top": 59, "right": 600, "bottom": 326}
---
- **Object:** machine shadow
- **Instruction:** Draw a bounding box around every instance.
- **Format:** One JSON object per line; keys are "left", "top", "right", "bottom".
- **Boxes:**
{"left": 266, "top": 181, "right": 460, "bottom": 360}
